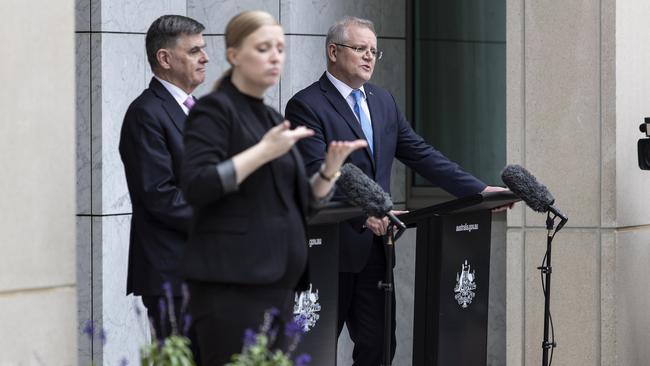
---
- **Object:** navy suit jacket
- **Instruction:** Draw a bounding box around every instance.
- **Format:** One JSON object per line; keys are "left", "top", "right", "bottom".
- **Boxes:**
{"left": 119, "top": 77, "right": 192, "bottom": 296}
{"left": 285, "top": 73, "right": 486, "bottom": 272}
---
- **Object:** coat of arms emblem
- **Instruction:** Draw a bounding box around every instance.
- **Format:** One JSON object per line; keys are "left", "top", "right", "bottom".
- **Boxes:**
{"left": 454, "top": 260, "right": 476, "bottom": 308}
{"left": 293, "top": 283, "right": 322, "bottom": 332}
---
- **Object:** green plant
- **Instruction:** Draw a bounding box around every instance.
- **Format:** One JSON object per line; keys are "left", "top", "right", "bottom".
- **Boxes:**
{"left": 226, "top": 309, "right": 311, "bottom": 366}
{"left": 139, "top": 282, "right": 195, "bottom": 366}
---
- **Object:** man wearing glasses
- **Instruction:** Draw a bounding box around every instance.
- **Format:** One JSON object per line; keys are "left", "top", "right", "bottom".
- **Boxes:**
{"left": 286, "top": 16, "right": 504, "bottom": 365}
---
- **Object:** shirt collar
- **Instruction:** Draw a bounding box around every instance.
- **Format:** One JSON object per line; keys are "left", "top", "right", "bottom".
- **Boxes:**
{"left": 326, "top": 71, "right": 366, "bottom": 100}
{"left": 154, "top": 76, "right": 192, "bottom": 107}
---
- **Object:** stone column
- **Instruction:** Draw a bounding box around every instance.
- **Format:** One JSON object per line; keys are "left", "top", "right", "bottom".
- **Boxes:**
{"left": 0, "top": 0, "right": 76, "bottom": 364}
{"left": 507, "top": 0, "right": 650, "bottom": 364}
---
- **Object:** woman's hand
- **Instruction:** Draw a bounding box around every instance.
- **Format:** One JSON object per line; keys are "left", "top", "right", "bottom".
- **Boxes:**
{"left": 321, "top": 139, "right": 368, "bottom": 177}
{"left": 310, "top": 139, "right": 367, "bottom": 199}
{"left": 258, "top": 121, "right": 314, "bottom": 161}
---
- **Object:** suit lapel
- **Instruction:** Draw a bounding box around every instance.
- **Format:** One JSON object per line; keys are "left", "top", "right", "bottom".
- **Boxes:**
{"left": 149, "top": 78, "right": 187, "bottom": 134}
{"left": 319, "top": 74, "right": 375, "bottom": 167}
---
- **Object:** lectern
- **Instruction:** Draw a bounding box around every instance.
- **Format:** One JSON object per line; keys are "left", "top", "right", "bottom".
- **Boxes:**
{"left": 293, "top": 203, "right": 362, "bottom": 366}
{"left": 400, "top": 191, "right": 519, "bottom": 366}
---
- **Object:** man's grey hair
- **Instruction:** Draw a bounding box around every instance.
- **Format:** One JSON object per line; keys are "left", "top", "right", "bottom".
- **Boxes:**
{"left": 325, "top": 16, "right": 376, "bottom": 49}
{"left": 146, "top": 15, "right": 205, "bottom": 71}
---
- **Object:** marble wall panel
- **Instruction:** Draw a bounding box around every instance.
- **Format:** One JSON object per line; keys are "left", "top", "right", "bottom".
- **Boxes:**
{"left": 77, "top": 33, "right": 92, "bottom": 215}
{"left": 76, "top": 0, "right": 90, "bottom": 31}
{"left": 372, "top": 39, "right": 405, "bottom": 114}
{"left": 94, "top": 214, "right": 150, "bottom": 365}
{"left": 394, "top": 227, "right": 417, "bottom": 365}
{"left": 614, "top": 1, "right": 650, "bottom": 227}
{"left": 93, "top": 0, "right": 186, "bottom": 33}
{"left": 93, "top": 34, "right": 147, "bottom": 215}
{"left": 524, "top": 0, "right": 600, "bottom": 228}
{"left": 77, "top": 216, "right": 92, "bottom": 366}
{"left": 90, "top": 34, "right": 103, "bottom": 216}
{"left": 523, "top": 229, "right": 599, "bottom": 366}
{"left": 614, "top": 227, "right": 650, "bottom": 365}
{"left": 188, "top": 0, "right": 279, "bottom": 34}
{"left": 280, "top": 35, "right": 328, "bottom": 113}
{"left": 280, "top": 0, "right": 405, "bottom": 38}
{"left": 0, "top": 288, "right": 77, "bottom": 365}
{"left": 91, "top": 216, "right": 104, "bottom": 364}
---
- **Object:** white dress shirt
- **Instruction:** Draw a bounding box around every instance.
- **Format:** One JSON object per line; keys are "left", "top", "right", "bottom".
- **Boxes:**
{"left": 154, "top": 76, "right": 193, "bottom": 115}
{"left": 325, "top": 71, "right": 373, "bottom": 126}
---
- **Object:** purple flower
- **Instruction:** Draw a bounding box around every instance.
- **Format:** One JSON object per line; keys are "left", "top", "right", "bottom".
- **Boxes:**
{"left": 82, "top": 319, "right": 95, "bottom": 338}
{"left": 119, "top": 357, "right": 129, "bottom": 366}
{"left": 182, "top": 314, "right": 192, "bottom": 336}
{"left": 284, "top": 319, "right": 303, "bottom": 339}
{"left": 161, "top": 282, "right": 178, "bottom": 335}
{"left": 134, "top": 299, "right": 142, "bottom": 318}
{"left": 162, "top": 282, "right": 173, "bottom": 299}
{"left": 294, "top": 353, "right": 312, "bottom": 366}
{"left": 242, "top": 328, "right": 257, "bottom": 348}
{"left": 260, "top": 308, "right": 279, "bottom": 333}
{"left": 99, "top": 329, "right": 107, "bottom": 345}
{"left": 268, "top": 307, "right": 280, "bottom": 317}
{"left": 158, "top": 298, "right": 168, "bottom": 338}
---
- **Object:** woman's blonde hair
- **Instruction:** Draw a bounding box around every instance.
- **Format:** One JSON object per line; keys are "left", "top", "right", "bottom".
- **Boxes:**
{"left": 214, "top": 10, "right": 280, "bottom": 89}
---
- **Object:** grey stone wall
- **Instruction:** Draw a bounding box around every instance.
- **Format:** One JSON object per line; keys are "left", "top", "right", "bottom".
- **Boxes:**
{"left": 507, "top": 0, "right": 650, "bottom": 364}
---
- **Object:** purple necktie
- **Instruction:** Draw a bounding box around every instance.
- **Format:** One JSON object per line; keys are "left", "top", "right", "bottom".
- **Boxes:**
{"left": 183, "top": 96, "right": 195, "bottom": 110}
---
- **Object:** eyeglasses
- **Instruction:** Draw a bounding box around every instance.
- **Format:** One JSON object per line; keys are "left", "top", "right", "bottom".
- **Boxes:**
{"left": 334, "top": 43, "right": 383, "bottom": 60}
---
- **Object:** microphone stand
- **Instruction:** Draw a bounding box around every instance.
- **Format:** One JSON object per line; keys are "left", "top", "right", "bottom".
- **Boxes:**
{"left": 539, "top": 210, "right": 567, "bottom": 366}
{"left": 378, "top": 223, "right": 405, "bottom": 366}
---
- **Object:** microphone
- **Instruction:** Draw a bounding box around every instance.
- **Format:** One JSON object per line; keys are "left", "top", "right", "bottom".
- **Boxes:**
{"left": 501, "top": 164, "right": 567, "bottom": 229}
{"left": 337, "top": 163, "right": 406, "bottom": 231}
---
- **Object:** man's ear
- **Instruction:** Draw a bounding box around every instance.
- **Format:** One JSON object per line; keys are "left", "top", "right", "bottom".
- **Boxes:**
{"left": 156, "top": 49, "right": 172, "bottom": 70}
{"left": 327, "top": 44, "right": 337, "bottom": 64}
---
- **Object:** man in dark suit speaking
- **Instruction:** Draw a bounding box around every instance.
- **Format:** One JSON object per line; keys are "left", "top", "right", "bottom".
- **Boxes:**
{"left": 285, "top": 16, "right": 506, "bottom": 366}
{"left": 118, "top": 15, "right": 208, "bottom": 354}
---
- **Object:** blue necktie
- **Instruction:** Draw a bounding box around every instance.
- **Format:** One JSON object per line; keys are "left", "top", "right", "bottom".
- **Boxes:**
{"left": 350, "top": 89, "right": 374, "bottom": 154}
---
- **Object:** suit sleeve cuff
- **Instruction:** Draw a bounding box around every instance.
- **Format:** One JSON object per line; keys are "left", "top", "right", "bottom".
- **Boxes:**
{"left": 215, "top": 159, "right": 238, "bottom": 194}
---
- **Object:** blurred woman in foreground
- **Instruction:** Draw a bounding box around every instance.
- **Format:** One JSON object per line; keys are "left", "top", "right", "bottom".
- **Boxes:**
{"left": 180, "top": 10, "right": 366, "bottom": 365}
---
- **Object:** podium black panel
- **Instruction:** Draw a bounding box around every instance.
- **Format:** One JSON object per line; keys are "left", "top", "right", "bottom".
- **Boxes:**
{"left": 408, "top": 192, "right": 518, "bottom": 366}
{"left": 436, "top": 210, "right": 492, "bottom": 365}
{"left": 293, "top": 223, "right": 339, "bottom": 366}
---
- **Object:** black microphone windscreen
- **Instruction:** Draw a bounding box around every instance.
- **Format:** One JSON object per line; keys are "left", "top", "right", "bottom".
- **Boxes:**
{"left": 501, "top": 164, "right": 555, "bottom": 213}
{"left": 337, "top": 163, "right": 393, "bottom": 217}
